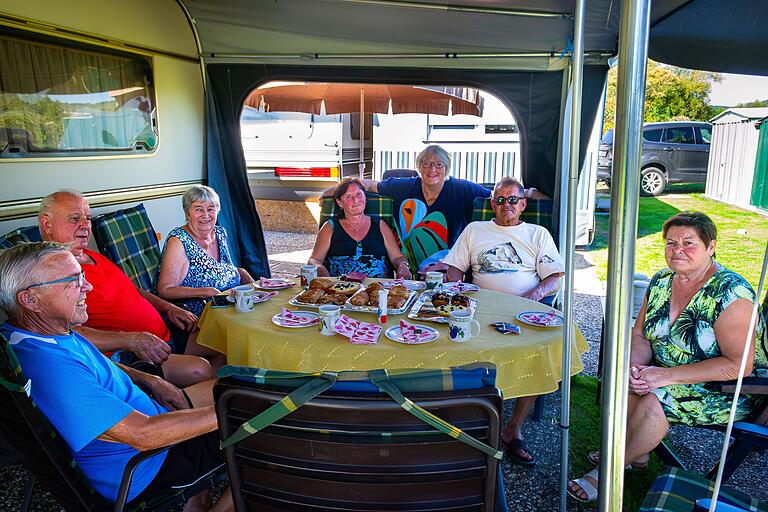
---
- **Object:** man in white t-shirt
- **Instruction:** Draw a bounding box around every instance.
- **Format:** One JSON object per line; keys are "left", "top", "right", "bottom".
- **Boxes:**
{"left": 443, "top": 176, "right": 564, "bottom": 467}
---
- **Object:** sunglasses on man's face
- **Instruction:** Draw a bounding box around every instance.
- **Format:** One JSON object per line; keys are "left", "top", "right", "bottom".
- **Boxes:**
{"left": 493, "top": 195, "right": 523, "bottom": 206}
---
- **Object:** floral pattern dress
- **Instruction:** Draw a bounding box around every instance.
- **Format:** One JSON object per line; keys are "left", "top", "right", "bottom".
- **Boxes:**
{"left": 644, "top": 265, "right": 767, "bottom": 426}
{"left": 162, "top": 226, "right": 241, "bottom": 316}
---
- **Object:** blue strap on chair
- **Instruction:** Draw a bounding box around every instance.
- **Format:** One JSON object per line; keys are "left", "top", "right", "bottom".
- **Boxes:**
{"left": 0, "top": 225, "right": 42, "bottom": 250}
{"left": 92, "top": 204, "right": 161, "bottom": 291}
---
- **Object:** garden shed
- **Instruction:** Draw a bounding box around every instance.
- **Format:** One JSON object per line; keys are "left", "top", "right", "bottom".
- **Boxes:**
{"left": 706, "top": 107, "right": 768, "bottom": 211}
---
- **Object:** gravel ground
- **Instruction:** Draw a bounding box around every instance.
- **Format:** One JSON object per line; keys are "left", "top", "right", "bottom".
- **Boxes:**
{"left": 2, "top": 230, "right": 765, "bottom": 510}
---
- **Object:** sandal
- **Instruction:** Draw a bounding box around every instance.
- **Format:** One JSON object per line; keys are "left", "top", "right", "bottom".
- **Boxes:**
{"left": 567, "top": 468, "right": 599, "bottom": 503}
{"left": 502, "top": 438, "right": 536, "bottom": 466}
{"left": 587, "top": 450, "right": 648, "bottom": 470}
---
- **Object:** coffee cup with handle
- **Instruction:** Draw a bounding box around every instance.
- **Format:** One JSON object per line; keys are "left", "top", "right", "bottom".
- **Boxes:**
{"left": 448, "top": 310, "right": 481, "bottom": 342}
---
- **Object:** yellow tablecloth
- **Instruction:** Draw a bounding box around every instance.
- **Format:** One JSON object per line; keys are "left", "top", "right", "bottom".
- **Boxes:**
{"left": 197, "top": 281, "right": 588, "bottom": 398}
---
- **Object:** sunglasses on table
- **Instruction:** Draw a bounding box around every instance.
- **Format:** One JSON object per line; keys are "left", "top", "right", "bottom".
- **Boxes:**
{"left": 26, "top": 271, "right": 85, "bottom": 290}
{"left": 493, "top": 195, "right": 523, "bottom": 205}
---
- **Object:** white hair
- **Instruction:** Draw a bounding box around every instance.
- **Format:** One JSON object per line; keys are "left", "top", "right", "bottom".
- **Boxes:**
{"left": 0, "top": 242, "right": 69, "bottom": 317}
{"left": 182, "top": 185, "right": 221, "bottom": 213}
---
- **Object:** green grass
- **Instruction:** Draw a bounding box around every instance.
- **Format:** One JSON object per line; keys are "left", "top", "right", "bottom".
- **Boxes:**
{"left": 569, "top": 375, "right": 664, "bottom": 511}
{"left": 586, "top": 188, "right": 768, "bottom": 289}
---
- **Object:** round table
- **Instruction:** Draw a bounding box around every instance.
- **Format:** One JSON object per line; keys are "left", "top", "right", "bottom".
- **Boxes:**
{"left": 196, "top": 280, "right": 588, "bottom": 398}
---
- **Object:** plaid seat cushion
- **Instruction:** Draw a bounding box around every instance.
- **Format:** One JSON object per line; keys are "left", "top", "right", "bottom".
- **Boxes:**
{"left": 92, "top": 204, "right": 161, "bottom": 291}
{"left": 640, "top": 467, "right": 768, "bottom": 511}
{"left": 318, "top": 193, "right": 395, "bottom": 228}
{"left": 471, "top": 196, "right": 553, "bottom": 230}
{"left": 0, "top": 225, "right": 42, "bottom": 250}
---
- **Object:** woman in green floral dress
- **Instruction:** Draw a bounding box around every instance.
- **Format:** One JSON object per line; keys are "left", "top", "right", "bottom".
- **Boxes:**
{"left": 568, "top": 211, "right": 767, "bottom": 503}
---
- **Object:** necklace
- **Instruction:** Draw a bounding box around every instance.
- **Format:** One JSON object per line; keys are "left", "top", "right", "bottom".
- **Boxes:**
{"left": 342, "top": 216, "right": 369, "bottom": 241}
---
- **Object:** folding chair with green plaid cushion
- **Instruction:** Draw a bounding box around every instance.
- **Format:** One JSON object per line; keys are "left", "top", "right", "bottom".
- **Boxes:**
{"left": 0, "top": 333, "right": 224, "bottom": 512}
{"left": 214, "top": 363, "right": 507, "bottom": 512}
{"left": 471, "top": 196, "right": 554, "bottom": 231}
{"left": 92, "top": 204, "right": 161, "bottom": 291}
{"left": 0, "top": 225, "right": 41, "bottom": 250}
{"left": 640, "top": 467, "right": 768, "bottom": 511}
{"left": 318, "top": 193, "right": 395, "bottom": 228}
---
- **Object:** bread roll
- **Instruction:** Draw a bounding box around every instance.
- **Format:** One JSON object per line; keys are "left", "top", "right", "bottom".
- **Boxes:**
{"left": 297, "top": 288, "right": 325, "bottom": 303}
{"left": 309, "top": 277, "right": 335, "bottom": 290}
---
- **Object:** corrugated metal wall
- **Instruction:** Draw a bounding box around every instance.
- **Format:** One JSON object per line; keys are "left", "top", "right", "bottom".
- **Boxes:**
{"left": 706, "top": 120, "right": 761, "bottom": 207}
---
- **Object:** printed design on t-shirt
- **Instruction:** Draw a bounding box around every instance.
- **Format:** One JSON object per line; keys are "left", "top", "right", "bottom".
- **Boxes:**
{"left": 477, "top": 242, "right": 522, "bottom": 274}
{"left": 540, "top": 255, "right": 555, "bottom": 265}
{"left": 397, "top": 198, "right": 448, "bottom": 270}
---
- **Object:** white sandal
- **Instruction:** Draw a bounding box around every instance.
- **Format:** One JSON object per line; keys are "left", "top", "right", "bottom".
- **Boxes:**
{"left": 567, "top": 468, "right": 599, "bottom": 503}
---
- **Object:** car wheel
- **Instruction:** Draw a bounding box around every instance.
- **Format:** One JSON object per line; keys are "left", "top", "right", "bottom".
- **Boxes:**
{"left": 640, "top": 167, "right": 665, "bottom": 196}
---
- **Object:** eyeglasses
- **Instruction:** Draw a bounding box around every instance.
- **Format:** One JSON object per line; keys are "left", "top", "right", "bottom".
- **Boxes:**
{"left": 419, "top": 161, "right": 446, "bottom": 170}
{"left": 26, "top": 271, "right": 85, "bottom": 290}
{"left": 493, "top": 196, "right": 523, "bottom": 205}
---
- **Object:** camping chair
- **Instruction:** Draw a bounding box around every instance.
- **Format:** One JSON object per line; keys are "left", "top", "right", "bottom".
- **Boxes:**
{"left": 381, "top": 168, "right": 418, "bottom": 180}
{"left": 318, "top": 192, "right": 395, "bottom": 229}
{"left": 0, "top": 333, "right": 224, "bottom": 512}
{"left": 639, "top": 466, "right": 768, "bottom": 512}
{"left": 0, "top": 225, "right": 41, "bottom": 250}
{"left": 214, "top": 363, "right": 506, "bottom": 512}
{"left": 92, "top": 203, "right": 162, "bottom": 292}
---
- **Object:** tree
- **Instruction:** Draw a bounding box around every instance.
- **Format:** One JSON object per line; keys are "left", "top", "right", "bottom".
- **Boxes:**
{"left": 603, "top": 60, "right": 721, "bottom": 133}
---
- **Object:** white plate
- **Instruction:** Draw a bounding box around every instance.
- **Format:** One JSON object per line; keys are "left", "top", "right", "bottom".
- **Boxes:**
{"left": 226, "top": 291, "right": 276, "bottom": 304}
{"left": 440, "top": 282, "right": 480, "bottom": 293}
{"left": 385, "top": 325, "right": 439, "bottom": 344}
{"left": 515, "top": 310, "right": 564, "bottom": 327}
{"left": 271, "top": 311, "right": 320, "bottom": 328}
{"left": 407, "top": 292, "right": 478, "bottom": 324}
{"left": 255, "top": 278, "right": 296, "bottom": 290}
{"left": 381, "top": 280, "right": 426, "bottom": 291}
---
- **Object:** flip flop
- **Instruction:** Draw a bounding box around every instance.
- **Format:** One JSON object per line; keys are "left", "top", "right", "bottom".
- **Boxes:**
{"left": 502, "top": 438, "right": 536, "bottom": 466}
{"left": 587, "top": 450, "right": 648, "bottom": 470}
{"left": 567, "top": 468, "right": 599, "bottom": 503}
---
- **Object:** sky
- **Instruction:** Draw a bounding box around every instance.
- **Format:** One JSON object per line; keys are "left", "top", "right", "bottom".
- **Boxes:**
{"left": 708, "top": 73, "right": 768, "bottom": 106}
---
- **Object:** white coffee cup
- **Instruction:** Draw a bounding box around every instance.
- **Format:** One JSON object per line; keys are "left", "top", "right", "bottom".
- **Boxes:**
{"left": 425, "top": 271, "right": 443, "bottom": 290}
{"left": 234, "top": 285, "right": 255, "bottom": 313}
{"left": 448, "top": 310, "right": 481, "bottom": 342}
{"left": 318, "top": 304, "right": 341, "bottom": 336}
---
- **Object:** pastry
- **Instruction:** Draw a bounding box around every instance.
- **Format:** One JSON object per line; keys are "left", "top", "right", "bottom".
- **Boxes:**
{"left": 389, "top": 284, "right": 409, "bottom": 298}
{"left": 387, "top": 295, "right": 407, "bottom": 309}
{"left": 328, "top": 281, "right": 361, "bottom": 296}
{"left": 297, "top": 288, "right": 325, "bottom": 303}
{"left": 430, "top": 292, "right": 451, "bottom": 307}
{"left": 451, "top": 294, "right": 471, "bottom": 308}
{"left": 365, "top": 282, "right": 384, "bottom": 293}
{"left": 309, "top": 277, "right": 334, "bottom": 290}
{"left": 349, "top": 291, "right": 369, "bottom": 306}
{"left": 319, "top": 293, "right": 348, "bottom": 305}
{"left": 435, "top": 304, "right": 468, "bottom": 316}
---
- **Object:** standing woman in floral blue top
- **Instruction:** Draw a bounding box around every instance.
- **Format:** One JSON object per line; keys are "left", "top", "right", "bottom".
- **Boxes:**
{"left": 157, "top": 185, "right": 254, "bottom": 366}
{"left": 568, "top": 211, "right": 766, "bottom": 503}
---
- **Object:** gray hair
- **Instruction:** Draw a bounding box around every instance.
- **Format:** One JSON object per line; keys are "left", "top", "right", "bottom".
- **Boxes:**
{"left": 39, "top": 189, "right": 86, "bottom": 218}
{"left": 182, "top": 185, "right": 220, "bottom": 213}
{"left": 0, "top": 242, "right": 70, "bottom": 317}
{"left": 416, "top": 145, "right": 452, "bottom": 176}
{"left": 493, "top": 176, "right": 524, "bottom": 196}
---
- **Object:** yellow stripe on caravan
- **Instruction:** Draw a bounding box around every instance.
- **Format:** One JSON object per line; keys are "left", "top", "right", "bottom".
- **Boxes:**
{"left": 283, "top": 397, "right": 298, "bottom": 412}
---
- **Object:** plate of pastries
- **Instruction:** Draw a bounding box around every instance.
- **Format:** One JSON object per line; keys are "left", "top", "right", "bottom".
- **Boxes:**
{"left": 407, "top": 291, "right": 477, "bottom": 323}
{"left": 289, "top": 277, "right": 361, "bottom": 307}
{"left": 346, "top": 281, "right": 418, "bottom": 315}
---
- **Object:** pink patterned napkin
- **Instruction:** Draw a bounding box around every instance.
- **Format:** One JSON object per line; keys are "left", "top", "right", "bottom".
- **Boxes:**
{"left": 334, "top": 314, "right": 382, "bottom": 344}
{"left": 381, "top": 279, "right": 404, "bottom": 289}
{"left": 398, "top": 320, "right": 433, "bottom": 343}
{"left": 279, "top": 307, "right": 319, "bottom": 326}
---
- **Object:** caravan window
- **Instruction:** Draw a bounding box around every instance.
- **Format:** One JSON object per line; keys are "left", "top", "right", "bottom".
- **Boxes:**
{"left": 0, "top": 30, "right": 157, "bottom": 157}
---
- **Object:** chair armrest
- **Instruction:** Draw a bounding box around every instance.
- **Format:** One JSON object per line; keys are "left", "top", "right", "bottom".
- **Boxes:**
{"left": 710, "top": 377, "right": 768, "bottom": 395}
{"left": 694, "top": 498, "right": 752, "bottom": 512}
{"left": 114, "top": 446, "right": 170, "bottom": 512}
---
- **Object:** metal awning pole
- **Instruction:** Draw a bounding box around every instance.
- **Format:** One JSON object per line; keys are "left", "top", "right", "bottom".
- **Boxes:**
{"left": 558, "top": 0, "right": 585, "bottom": 509}
{"left": 599, "top": 1, "right": 651, "bottom": 511}
{"left": 359, "top": 85, "right": 366, "bottom": 178}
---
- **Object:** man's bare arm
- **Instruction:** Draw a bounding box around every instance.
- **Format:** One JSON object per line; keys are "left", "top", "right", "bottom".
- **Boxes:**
{"left": 320, "top": 179, "right": 379, "bottom": 198}
{"left": 98, "top": 407, "right": 217, "bottom": 451}
{"left": 73, "top": 326, "right": 171, "bottom": 363}
{"left": 521, "top": 272, "right": 563, "bottom": 303}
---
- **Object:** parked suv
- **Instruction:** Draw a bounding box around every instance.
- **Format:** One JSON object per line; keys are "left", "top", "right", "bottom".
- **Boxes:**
{"left": 597, "top": 121, "right": 712, "bottom": 196}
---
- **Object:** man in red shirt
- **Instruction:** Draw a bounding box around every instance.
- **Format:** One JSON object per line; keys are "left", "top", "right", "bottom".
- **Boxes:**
{"left": 39, "top": 190, "right": 214, "bottom": 387}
